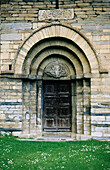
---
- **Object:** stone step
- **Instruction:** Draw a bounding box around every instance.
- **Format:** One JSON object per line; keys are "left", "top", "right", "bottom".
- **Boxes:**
{"left": 37, "top": 136, "right": 73, "bottom": 141}
{"left": 18, "top": 133, "right": 91, "bottom": 141}
{"left": 42, "top": 132, "right": 72, "bottom": 137}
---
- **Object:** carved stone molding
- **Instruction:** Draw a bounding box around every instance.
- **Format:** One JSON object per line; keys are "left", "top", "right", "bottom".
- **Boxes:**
{"left": 44, "top": 61, "right": 70, "bottom": 78}
{"left": 39, "top": 9, "right": 74, "bottom": 21}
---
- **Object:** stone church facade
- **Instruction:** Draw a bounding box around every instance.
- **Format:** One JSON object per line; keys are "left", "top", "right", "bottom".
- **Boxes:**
{"left": 0, "top": 0, "right": 110, "bottom": 140}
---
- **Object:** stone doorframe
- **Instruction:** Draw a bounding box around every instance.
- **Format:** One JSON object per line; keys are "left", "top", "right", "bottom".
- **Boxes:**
{"left": 36, "top": 77, "right": 91, "bottom": 138}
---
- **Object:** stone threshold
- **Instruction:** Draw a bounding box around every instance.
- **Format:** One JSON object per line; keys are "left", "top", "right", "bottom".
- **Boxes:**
{"left": 17, "top": 136, "right": 110, "bottom": 141}
{"left": 17, "top": 133, "right": 92, "bottom": 141}
{"left": 18, "top": 137, "right": 74, "bottom": 142}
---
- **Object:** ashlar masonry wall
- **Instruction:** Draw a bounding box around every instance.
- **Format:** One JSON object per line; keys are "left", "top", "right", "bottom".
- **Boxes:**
{"left": 1, "top": 0, "right": 110, "bottom": 74}
{"left": 0, "top": 0, "right": 110, "bottom": 139}
{"left": 0, "top": 78, "right": 22, "bottom": 133}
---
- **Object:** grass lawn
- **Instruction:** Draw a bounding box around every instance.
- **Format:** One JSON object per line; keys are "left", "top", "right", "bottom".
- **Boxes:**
{"left": 0, "top": 137, "right": 110, "bottom": 170}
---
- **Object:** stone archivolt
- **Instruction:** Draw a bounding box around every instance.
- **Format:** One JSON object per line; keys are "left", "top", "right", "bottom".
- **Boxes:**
{"left": 27, "top": 39, "right": 83, "bottom": 77}
{"left": 15, "top": 23, "right": 99, "bottom": 77}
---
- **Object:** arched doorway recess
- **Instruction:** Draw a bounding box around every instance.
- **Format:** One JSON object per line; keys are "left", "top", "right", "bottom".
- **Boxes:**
{"left": 15, "top": 23, "right": 100, "bottom": 138}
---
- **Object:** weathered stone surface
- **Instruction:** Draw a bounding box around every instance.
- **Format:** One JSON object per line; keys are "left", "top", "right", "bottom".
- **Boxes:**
{"left": 44, "top": 61, "right": 70, "bottom": 78}
{"left": 1, "top": 33, "right": 22, "bottom": 41}
{"left": 38, "top": 9, "right": 74, "bottom": 21}
{"left": 0, "top": 0, "right": 110, "bottom": 139}
{"left": 1, "top": 23, "right": 32, "bottom": 30}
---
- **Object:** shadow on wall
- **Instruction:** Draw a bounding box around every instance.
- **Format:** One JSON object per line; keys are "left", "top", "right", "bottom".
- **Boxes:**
{"left": 1, "top": 0, "right": 11, "bottom": 4}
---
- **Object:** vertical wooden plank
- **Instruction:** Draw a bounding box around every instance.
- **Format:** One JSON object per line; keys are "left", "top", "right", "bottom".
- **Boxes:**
{"left": 71, "top": 80, "right": 77, "bottom": 133}
{"left": 56, "top": 0, "right": 59, "bottom": 9}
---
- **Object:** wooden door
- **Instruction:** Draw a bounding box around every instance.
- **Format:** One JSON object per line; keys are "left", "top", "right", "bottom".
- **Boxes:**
{"left": 43, "top": 80, "right": 71, "bottom": 132}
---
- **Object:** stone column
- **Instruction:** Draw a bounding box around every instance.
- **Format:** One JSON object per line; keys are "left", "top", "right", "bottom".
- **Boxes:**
{"left": 71, "top": 80, "right": 77, "bottom": 134}
{"left": 29, "top": 81, "right": 37, "bottom": 135}
{"left": 83, "top": 79, "right": 91, "bottom": 135}
{"left": 76, "top": 79, "right": 84, "bottom": 134}
{"left": 22, "top": 80, "right": 30, "bottom": 135}
{"left": 36, "top": 79, "right": 43, "bottom": 137}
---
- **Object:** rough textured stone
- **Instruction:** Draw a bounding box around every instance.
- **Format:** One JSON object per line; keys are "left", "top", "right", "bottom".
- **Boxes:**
{"left": 1, "top": 33, "right": 22, "bottom": 41}
{"left": 38, "top": 9, "right": 74, "bottom": 21}
{"left": 1, "top": 23, "right": 32, "bottom": 30}
{"left": 0, "top": 0, "right": 110, "bottom": 139}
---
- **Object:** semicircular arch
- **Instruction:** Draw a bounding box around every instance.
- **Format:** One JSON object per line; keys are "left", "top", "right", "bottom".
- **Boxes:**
{"left": 15, "top": 23, "right": 100, "bottom": 75}
{"left": 30, "top": 48, "right": 83, "bottom": 76}
{"left": 22, "top": 37, "right": 90, "bottom": 75}
{"left": 37, "top": 54, "right": 76, "bottom": 78}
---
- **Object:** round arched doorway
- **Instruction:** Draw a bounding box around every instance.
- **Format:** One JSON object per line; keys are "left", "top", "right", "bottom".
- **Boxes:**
{"left": 15, "top": 23, "right": 100, "bottom": 138}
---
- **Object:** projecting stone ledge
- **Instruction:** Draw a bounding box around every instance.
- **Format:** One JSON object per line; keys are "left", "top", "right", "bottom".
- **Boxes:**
{"left": 38, "top": 9, "right": 74, "bottom": 21}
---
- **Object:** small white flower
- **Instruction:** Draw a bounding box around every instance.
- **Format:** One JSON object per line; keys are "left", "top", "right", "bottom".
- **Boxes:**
{"left": 8, "top": 160, "right": 13, "bottom": 164}
{"left": 61, "top": 166, "right": 64, "bottom": 169}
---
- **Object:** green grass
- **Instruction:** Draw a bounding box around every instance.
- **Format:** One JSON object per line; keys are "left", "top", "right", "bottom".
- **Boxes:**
{"left": 0, "top": 137, "right": 110, "bottom": 170}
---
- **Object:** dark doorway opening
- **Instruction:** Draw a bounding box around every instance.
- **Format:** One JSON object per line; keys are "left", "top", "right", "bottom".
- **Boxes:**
{"left": 43, "top": 80, "right": 71, "bottom": 132}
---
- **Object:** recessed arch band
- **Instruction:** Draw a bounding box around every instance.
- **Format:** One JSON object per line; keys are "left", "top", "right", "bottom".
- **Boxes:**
{"left": 15, "top": 23, "right": 100, "bottom": 76}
